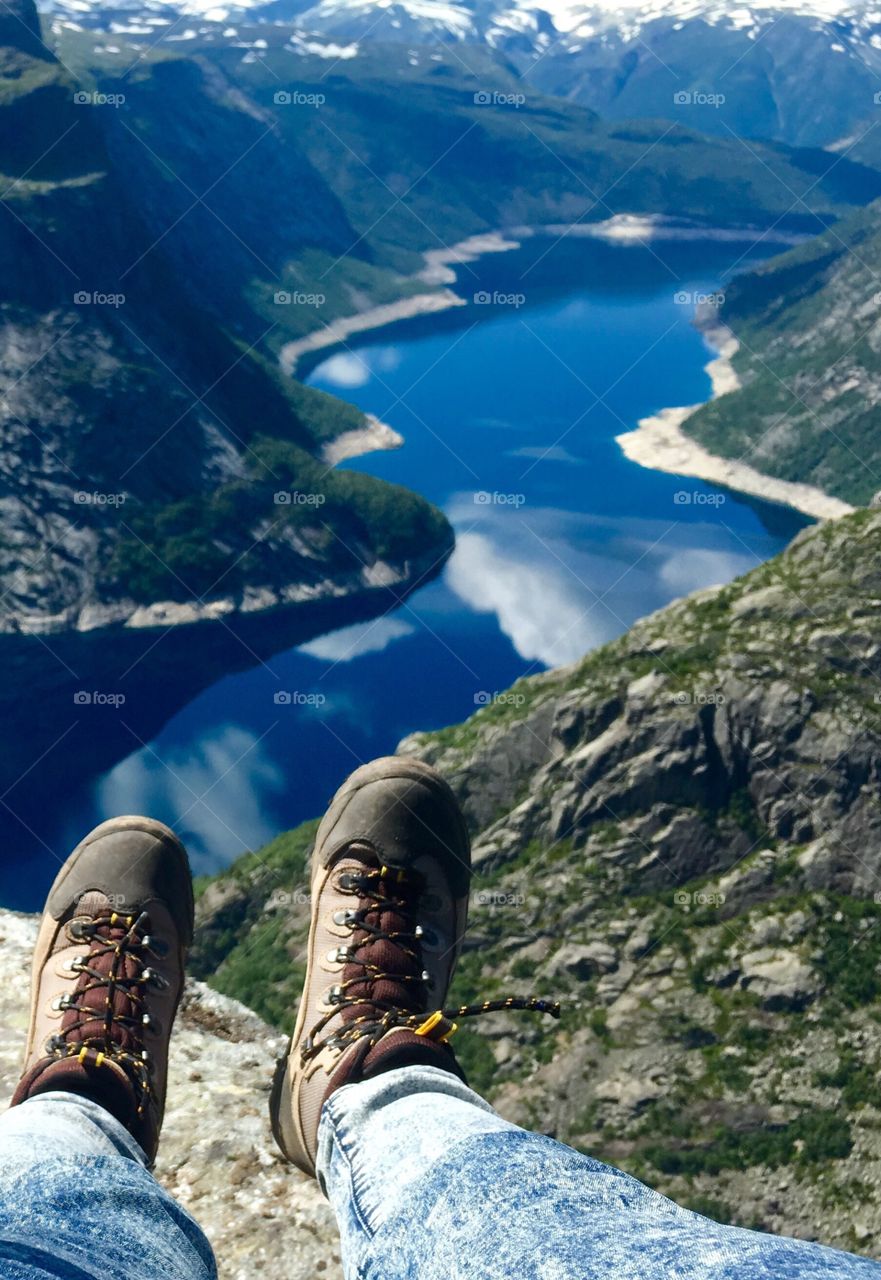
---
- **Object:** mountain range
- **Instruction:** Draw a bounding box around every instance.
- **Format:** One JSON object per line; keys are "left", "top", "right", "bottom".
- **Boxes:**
{"left": 33, "top": 0, "right": 881, "bottom": 147}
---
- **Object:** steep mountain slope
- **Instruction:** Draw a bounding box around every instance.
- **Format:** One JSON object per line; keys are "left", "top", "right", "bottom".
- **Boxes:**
{"left": 0, "top": 0, "right": 451, "bottom": 635}
{"left": 194, "top": 505, "right": 881, "bottom": 1253}
{"left": 35, "top": 0, "right": 881, "bottom": 149}
{"left": 682, "top": 200, "right": 881, "bottom": 507}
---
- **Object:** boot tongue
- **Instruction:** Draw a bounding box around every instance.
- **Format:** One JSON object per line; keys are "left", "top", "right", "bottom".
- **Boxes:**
{"left": 340, "top": 865, "right": 425, "bottom": 1027}
{"left": 62, "top": 904, "right": 146, "bottom": 1054}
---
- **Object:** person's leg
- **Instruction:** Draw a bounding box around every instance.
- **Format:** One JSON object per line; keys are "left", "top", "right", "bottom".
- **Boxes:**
{"left": 5, "top": 816, "right": 217, "bottom": 1280}
{"left": 317, "top": 1063, "right": 881, "bottom": 1280}
{"left": 270, "top": 756, "right": 881, "bottom": 1280}
{"left": 0, "top": 1092, "right": 214, "bottom": 1280}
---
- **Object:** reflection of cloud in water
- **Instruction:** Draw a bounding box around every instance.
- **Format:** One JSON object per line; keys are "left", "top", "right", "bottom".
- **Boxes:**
{"left": 299, "top": 615, "right": 414, "bottom": 662}
{"left": 315, "top": 352, "right": 371, "bottom": 388}
{"left": 447, "top": 532, "right": 612, "bottom": 667}
{"left": 659, "top": 547, "right": 757, "bottom": 596}
{"left": 313, "top": 346, "right": 401, "bottom": 389}
{"left": 97, "top": 726, "right": 285, "bottom": 875}
{"left": 444, "top": 501, "right": 758, "bottom": 668}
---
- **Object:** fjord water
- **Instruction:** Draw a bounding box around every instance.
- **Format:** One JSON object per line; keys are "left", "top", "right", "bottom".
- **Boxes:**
{"left": 9, "top": 236, "right": 807, "bottom": 902}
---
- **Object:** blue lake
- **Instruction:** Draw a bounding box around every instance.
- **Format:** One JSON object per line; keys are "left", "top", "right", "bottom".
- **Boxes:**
{"left": 6, "top": 235, "right": 809, "bottom": 900}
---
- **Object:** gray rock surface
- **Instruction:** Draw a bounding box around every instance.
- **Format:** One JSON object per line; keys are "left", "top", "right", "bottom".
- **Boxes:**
{"left": 0, "top": 912, "right": 341, "bottom": 1280}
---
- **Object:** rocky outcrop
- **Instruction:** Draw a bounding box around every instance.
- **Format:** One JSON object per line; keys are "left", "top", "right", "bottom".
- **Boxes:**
{"left": 394, "top": 507, "right": 881, "bottom": 1252}
{"left": 0, "top": 911, "right": 340, "bottom": 1280}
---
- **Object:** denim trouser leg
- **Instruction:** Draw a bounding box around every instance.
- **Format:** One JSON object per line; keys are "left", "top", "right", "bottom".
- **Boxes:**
{"left": 316, "top": 1064, "right": 881, "bottom": 1280}
{"left": 0, "top": 1092, "right": 216, "bottom": 1280}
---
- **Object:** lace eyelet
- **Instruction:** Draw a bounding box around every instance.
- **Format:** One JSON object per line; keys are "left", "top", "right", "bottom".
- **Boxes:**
{"left": 66, "top": 919, "right": 94, "bottom": 942}
{"left": 332, "top": 909, "right": 356, "bottom": 927}
{"left": 141, "top": 967, "right": 169, "bottom": 991}
{"left": 141, "top": 935, "right": 169, "bottom": 958}
{"left": 326, "top": 946, "right": 352, "bottom": 965}
{"left": 326, "top": 985, "right": 344, "bottom": 1005}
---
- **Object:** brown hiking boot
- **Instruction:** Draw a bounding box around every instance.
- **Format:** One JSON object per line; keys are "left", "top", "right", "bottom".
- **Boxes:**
{"left": 10, "top": 816, "right": 193, "bottom": 1162}
{"left": 270, "top": 756, "right": 559, "bottom": 1177}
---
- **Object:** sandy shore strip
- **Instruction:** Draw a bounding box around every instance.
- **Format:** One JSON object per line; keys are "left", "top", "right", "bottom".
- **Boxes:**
{"left": 512, "top": 214, "right": 806, "bottom": 247}
{"left": 419, "top": 231, "right": 522, "bottom": 285}
{"left": 616, "top": 324, "right": 855, "bottom": 522}
{"left": 279, "top": 289, "right": 466, "bottom": 377}
{"left": 322, "top": 413, "right": 403, "bottom": 466}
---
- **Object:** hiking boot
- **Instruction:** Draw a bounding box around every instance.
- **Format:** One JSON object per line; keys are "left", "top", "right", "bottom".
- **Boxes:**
{"left": 270, "top": 756, "right": 559, "bottom": 1178}
{"left": 10, "top": 816, "right": 193, "bottom": 1162}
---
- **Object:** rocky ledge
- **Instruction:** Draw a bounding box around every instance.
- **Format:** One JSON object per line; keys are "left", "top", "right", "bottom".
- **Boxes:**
{"left": 0, "top": 911, "right": 339, "bottom": 1280}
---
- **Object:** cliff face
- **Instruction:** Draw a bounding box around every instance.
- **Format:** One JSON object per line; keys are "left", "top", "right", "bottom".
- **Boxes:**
{"left": 0, "top": 911, "right": 340, "bottom": 1279}
{"left": 0, "top": 0, "right": 452, "bottom": 640}
{"left": 195, "top": 507, "right": 881, "bottom": 1255}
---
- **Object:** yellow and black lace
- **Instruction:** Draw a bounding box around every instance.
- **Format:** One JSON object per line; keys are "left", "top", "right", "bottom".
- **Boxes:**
{"left": 302, "top": 866, "right": 560, "bottom": 1063}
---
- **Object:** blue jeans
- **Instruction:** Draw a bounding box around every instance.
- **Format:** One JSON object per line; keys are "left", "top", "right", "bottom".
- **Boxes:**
{"left": 2, "top": 1074, "right": 880, "bottom": 1280}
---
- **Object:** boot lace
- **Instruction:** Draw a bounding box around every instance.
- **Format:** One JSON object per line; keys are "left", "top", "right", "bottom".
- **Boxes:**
{"left": 45, "top": 910, "right": 168, "bottom": 1118}
{"left": 302, "top": 865, "right": 560, "bottom": 1063}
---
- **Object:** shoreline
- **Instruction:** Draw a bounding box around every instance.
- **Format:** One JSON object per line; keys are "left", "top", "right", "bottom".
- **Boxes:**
{"left": 616, "top": 322, "right": 855, "bottom": 522}
{"left": 321, "top": 413, "right": 404, "bottom": 466}
{"left": 280, "top": 215, "right": 801, "bottom": 382}
{"left": 278, "top": 232, "right": 522, "bottom": 379}
{"left": 511, "top": 214, "right": 807, "bottom": 247}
